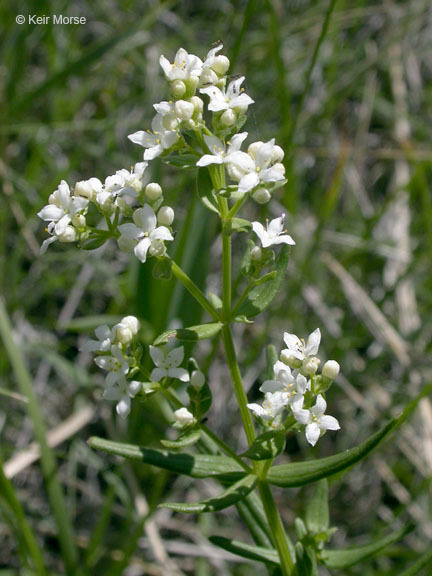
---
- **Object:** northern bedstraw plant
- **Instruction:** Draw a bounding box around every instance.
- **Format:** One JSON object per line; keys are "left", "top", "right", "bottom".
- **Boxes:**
{"left": 37, "top": 43, "right": 431, "bottom": 575}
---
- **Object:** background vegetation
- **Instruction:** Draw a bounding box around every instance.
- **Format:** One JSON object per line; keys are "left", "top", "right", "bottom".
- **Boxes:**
{"left": 1, "top": 0, "right": 431, "bottom": 574}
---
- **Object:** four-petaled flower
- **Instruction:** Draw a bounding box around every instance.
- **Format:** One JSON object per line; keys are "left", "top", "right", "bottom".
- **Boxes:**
{"left": 128, "top": 115, "right": 179, "bottom": 161}
{"left": 94, "top": 345, "right": 130, "bottom": 387}
{"left": 260, "top": 361, "right": 309, "bottom": 411}
{"left": 82, "top": 324, "right": 113, "bottom": 353}
{"left": 117, "top": 204, "right": 174, "bottom": 263}
{"left": 292, "top": 394, "right": 340, "bottom": 446}
{"left": 281, "top": 328, "right": 321, "bottom": 366}
{"left": 159, "top": 47, "right": 203, "bottom": 82}
{"left": 196, "top": 133, "right": 248, "bottom": 167}
{"left": 247, "top": 391, "right": 287, "bottom": 424}
{"left": 103, "top": 380, "right": 141, "bottom": 419}
{"left": 149, "top": 346, "right": 190, "bottom": 383}
{"left": 200, "top": 76, "right": 254, "bottom": 112}
{"left": 252, "top": 214, "right": 295, "bottom": 248}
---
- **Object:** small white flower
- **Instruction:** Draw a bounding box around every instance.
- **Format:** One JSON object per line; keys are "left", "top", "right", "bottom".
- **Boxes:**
{"left": 94, "top": 345, "right": 130, "bottom": 387}
{"left": 103, "top": 380, "right": 141, "bottom": 419}
{"left": 173, "top": 407, "right": 196, "bottom": 428}
{"left": 117, "top": 204, "right": 173, "bottom": 263}
{"left": 202, "top": 43, "right": 230, "bottom": 77}
{"left": 260, "top": 361, "right": 309, "bottom": 411}
{"left": 247, "top": 391, "right": 286, "bottom": 423}
{"left": 252, "top": 214, "right": 295, "bottom": 248}
{"left": 159, "top": 48, "right": 203, "bottom": 82}
{"left": 292, "top": 394, "right": 340, "bottom": 446}
{"left": 322, "top": 360, "right": 340, "bottom": 380}
{"left": 74, "top": 177, "right": 103, "bottom": 200}
{"left": 196, "top": 132, "right": 248, "bottom": 167}
{"left": 157, "top": 206, "right": 175, "bottom": 227}
{"left": 128, "top": 115, "right": 179, "bottom": 161}
{"left": 97, "top": 162, "right": 148, "bottom": 211}
{"left": 281, "top": 328, "right": 321, "bottom": 369}
{"left": 200, "top": 76, "right": 254, "bottom": 113}
{"left": 82, "top": 324, "right": 113, "bottom": 353}
{"left": 228, "top": 139, "right": 285, "bottom": 195}
{"left": 38, "top": 180, "right": 88, "bottom": 253}
{"left": 113, "top": 316, "right": 140, "bottom": 345}
{"left": 149, "top": 346, "right": 190, "bottom": 383}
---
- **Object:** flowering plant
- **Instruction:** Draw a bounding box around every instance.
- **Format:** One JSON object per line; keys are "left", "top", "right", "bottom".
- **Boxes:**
{"left": 36, "top": 42, "right": 430, "bottom": 575}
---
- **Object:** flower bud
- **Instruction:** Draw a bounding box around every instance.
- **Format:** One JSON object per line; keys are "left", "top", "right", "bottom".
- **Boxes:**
{"left": 171, "top": 80, "right": 186, "bottom": 98}
{"left": 322, "top": 360, "right": 340, "bottom": 380}
{"left": 220, "top": 109, "right": 237, "bottom": 126}
{"left": 190, "top": 96, "right": 204, "bottom": 113}
{"left": 173, "top": 407, "right": 195, "bottom": 427}
{"left": 271, "top": 145, "right": 285, "bottom": 163}
{"left": 145, "top": 182, "right": 163, "bottom": 201}
{"left": 212, "top": 55, "right": 230, "bottom": 76}
{"left": 251, "top": 188, "right": 271, "bottom": 204}
{"left": 226, "top": 161, "right": 247, "bottom": 182}
{"left": 190, "top": 370, "right": 205, "bottom": 390}
{"left": 157, "top": 206, "right": 175, "bottom": 226}
{"left": 200, "top": 67, "right": 218, "bottom": 86}
{"left": 174, "top": 99, "right": 194, "bottom": 121}
{"left": 74, "top": 178, "right": 102, "bottom": 200}
{"left": 114, "top": 324, "right": 134, "bottom": 345}
{"left": 72, "top": 214, "right": 86, "bottom": 228}
{"left": 248, "top": 141, "right": 263, "bottom": 159}
{"left": 121, "top": 316, "right": 139, "bottom": 335}
{"left": 250, "top": 245, "right": 263, "bottom": 262}
{"left": 58, "top": 225, "right": 77, "bottom": 243}
{"left": 273, "top": 162, "right": 286, "bottom": 175}
{"left": 149, "top": 239, "right": 166, "bottom": 258}
{"left": 280, "top": 350, "right": 302, "bottom": 369}
{"left": 302, "top": 356, "right": 320, "bottom": 376}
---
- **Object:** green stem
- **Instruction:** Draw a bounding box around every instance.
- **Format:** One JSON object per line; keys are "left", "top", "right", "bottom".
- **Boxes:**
{"left": 170, "top": 261, "right": 221, "bottom": 321}
{"left": 258, "top": 481, "right": 294, "bottom": 576}
{"left": 232, "top": 280, "right": 254, "bottom": 316}
{"left": 0, "top": 298, "right": 80, "bottom": 575}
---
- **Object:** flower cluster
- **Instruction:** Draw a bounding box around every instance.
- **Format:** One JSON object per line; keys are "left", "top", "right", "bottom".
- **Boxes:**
{"left": 83, "top": 316, "right": 141, "bottom": 418}
{"left": 248, "top": 329, "right": 341, "bottom": 446}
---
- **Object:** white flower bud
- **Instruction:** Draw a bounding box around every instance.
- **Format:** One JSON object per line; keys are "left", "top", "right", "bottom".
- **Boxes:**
{"left": 251, "top": 188, "right": 271, "bottom": 204}
{"left": 302, "top": 356, "right": 320, "bottom": 375}
{"left": 114, "top": 324, "right": 134, "bottom": 345}
{"left": 171, "top": 80, "right": 186, "bottom": 98}
{"left": 280, "top": 350, "right": 302, "bottom": 369}
{"left": 220, "top": 109, "right": 237, "bottom": 126}
{"left": 157, "top": 206, "right": 175, "bottom": 227}
{"left": 173, "top": 407, "right": 195, "bottom": 427}
{"left": 149, "top": 239, "right": 166, "bottom": 258}
{"left": 191, "top": 370, "right": 205, "bottom": 390}
{"left": 226, "top": 161, "right": 247, "bottom": 182}
{"left": 248, "top": 141, "right": 263, "bottom": 159}
{"left": 250, "top": 245, "right": 263, "bottom": 262}
{"left": 58, "top": 225, "right": 77, "bottom": 243}
{"left": 162, "top": 115, "right": 179, "bottom": 131}
{"left": 200, "top": 67, "right": 218, "bottom": 86}
{"left": 74, "top": 178, "right": 102, "bottom": 200}
{"left": 121, "top": 316, "right": 139, "bottom": 335}
{"left": 271, "top": 145, "right": 285, "bottom": 163}
{"left": 190, "top": 96, "right": 204, "bottom": 113}
{"left": 212, "top": 55, "right": 230, "bottom": 76}
{"left": 322, "top": 360, "right": 340, "bottom": 380}
{"left": 145, "top": 182, "right": 163, "bottom": 201}
{"left": 174, "top": 99, "right": 194, "bottom": 121}
{"left": 72, "top": 214, "right": 86, "bottom": 228}
{"left": 273, "top": 162, "right": 286, "bottom": 175}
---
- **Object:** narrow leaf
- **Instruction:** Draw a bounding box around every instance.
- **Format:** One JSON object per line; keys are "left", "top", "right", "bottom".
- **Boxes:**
{"left": 209, "top": 536, "right": 279, "bottom": 566}
{"left": 163, "top": 154, "right": 199, "bottom": 169}
{"left": 160, "top": 475, "right": 257, "bottom": 513}
{"left": 242, "top": 430, "right": 286, "bottom": 461}
{"left": 153, "top": 322, "right": 223, "bottom": 345}
{"left": 321, "top": 525, "right": 413, "bottom": 569}
{"left": 161, "top": 429, "right": 201, "bottom": 449}
{"left": 305, "top": 479, "right": 329, "bottom": 535}
{"left": 88, "top": 437, "right": 246, "bottom": 483}
{"left": 238, "top": 245, "right": 291, "bottom": 318}
{"left": 397, "top": 548, "right": 432, "bottom": 576}
{"left": 225, "top": 217, "right": 252, "bottom": 235}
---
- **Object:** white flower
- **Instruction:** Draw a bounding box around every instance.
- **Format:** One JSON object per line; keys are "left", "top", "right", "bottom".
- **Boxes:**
{"left": 96, "top": 162, "right": 148, "bottom": 210}
{"left": 173, "top": 407, "right": 195, "bottom": 428}
{"left": 74, "top": 177, "right": 103, "bottom": 200}
{"left": 113, "top": 316, "right": 140, "bottom": 345}
{"left": 117, "top": 204, "right": 173, "bottom": 263}
{"left": 252, "top": 214, "right": 295, "bottom": 248}
{"left": 202, "top": 43, "right": 230, "bottom": 77}
{"left": 103, "top": 380, "right": 141, "bottom": 419}
{"left": 196, "top": 132, "right": 248, "bottom": 167}
{"left": 322, "top": 360, "right": 340, "bottom": 380}
{"left": 247, "top": 391, "right": 286, "bottom": 423}
{"left": 281, "top": 328, "right": 321, "bottom": 369}
{"left": 159, "top": 48, "right": 203, "bottom": 82}
{"left": 200, "top": 76, "right": 254, "bottom": 113}
{"left": 259, "top": 361, "right": 309, "bottom": 411}
{"left": 228, "top": 139, "right": 285, "bottom": 195}
{"left": 292, "top": 394, "right": 340, "bottom": 446}
{"left": 37, "top": 180, "right": 88, "bottom": 253}
{"left": 94, "top": 345, "right": 130, "bottom": 387}
{"left": 82, "top": 325, "right": 114, "bottom": 353}
{"left": 128, "top": 115, "right": 179, "bottom": 161}
{"left": 149, "top": 346, "right": 190, "bottom": 383}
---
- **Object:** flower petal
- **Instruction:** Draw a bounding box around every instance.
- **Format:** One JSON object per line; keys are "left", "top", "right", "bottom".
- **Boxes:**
{"left": 238, "top": 172, "right": 260, "bottom": 194}
{"left": 305, "top": 422, "right": 321, "bottom": 446}
{"left": 259, "top": 380, "right": 283, "bottom": 394}
{"left": 166, "top": 346, "right": 184, "bottom": 367}
{"left": 168, "top": 367, "right": 190, "bottom": 382}
{"left": 319, "top": 415, "right": 340, "bottom": 431}
{"left": 134, "top": 238, "right": 152, "bottom": 263}
{"left": 151, "top": 226, "right": 174, "bottom": 242}
{"left": 306, "top": 328, "right": 321, "bottom": 356}
{"left": 149, "top": 345, "right": 165, "bottom": 367}
{"left": 311, "top": 394, "right": 327, "bottom": 417}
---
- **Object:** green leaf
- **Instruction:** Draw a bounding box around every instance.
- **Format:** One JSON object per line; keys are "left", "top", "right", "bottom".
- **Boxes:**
{"left": 152, "top": 257, "right": 173, "bottom": 280}
{"left": 267, "top": 385, "right": 432, "bottom": 488}
{"left": 163, "top": 153, "right": 199, "bottom": 169}
{"left": 397, "top": 548, "right": 432, "bottom": 576}
{"left": 209, "top": 536, "right": 279, "bottom": 566}
{"left": 242, "top": 430, "right": 286, "bottom": 461}
{"left": 321, "top": 525, "right": 413, "bottom": 569}
{"left": 266, "top": 345, "right": 278, "bottom": 380}
{"left": 160, "top": 475, "right": 257, "bottom": 514}
{"left": 161, "top": 429, "right": 201, "bottom": 449}
{"left": 153, "top": 322, "right": 223, "bottom": 345}
{"left": 237, "top": 245, "right": 291, "bottom": 318}
{"left": 88, "top": 437, "right": 246, "bottom": 483}
{"left": 80, "top": 235, "right": 108, "bottom": 250}
{"left": 187, "top": 381, "right": 212, "bottom": 420}
{"left": 305, "top": 480, "right": 329, "bottom": 535}
{"left": 241, "top": 239, "right": 255, "bottom": 277}
{"left": 225, "top": 217, "right": 252, "bottom": 235}
{"left": 197, "top": 168, "right": 219, "bottom": 214}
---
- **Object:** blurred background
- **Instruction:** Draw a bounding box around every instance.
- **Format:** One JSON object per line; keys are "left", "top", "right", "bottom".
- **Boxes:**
{"left": 1, "top": 0, "right": 432, "bottom": 574}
